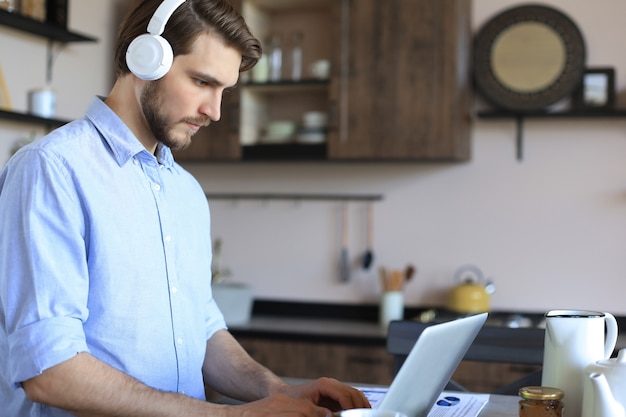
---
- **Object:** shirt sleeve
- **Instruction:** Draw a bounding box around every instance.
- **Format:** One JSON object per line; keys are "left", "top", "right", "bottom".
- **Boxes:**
{"left": 205, "top": 296, "right": 227, "bottom": 339}
{"left": 0, "top": 148, "right": 90, "bottom": 387}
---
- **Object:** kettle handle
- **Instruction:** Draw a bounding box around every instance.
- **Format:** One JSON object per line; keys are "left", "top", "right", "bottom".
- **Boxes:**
{"left": 604, "top": 312, "right": 619, "bottom": 358}
{"left": 454, "top": 264, "right": 484, "bottom": 284}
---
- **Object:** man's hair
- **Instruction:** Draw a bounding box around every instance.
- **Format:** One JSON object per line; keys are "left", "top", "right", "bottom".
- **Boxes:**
{"left": 113, "top": 0, "right": 261, "bottom": 77}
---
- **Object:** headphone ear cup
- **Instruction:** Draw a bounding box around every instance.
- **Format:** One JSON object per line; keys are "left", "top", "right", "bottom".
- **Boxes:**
{"left": 126, "top": 34, "right": 174, "bottom": 81}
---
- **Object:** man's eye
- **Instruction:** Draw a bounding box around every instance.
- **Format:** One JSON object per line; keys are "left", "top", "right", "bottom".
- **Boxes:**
{"left": 195, "top": 79, "right": 208, "bottom": 87}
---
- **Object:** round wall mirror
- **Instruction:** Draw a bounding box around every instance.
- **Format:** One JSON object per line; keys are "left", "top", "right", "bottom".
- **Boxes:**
{"left": 474, "top": 5, "right": 586, "bottom": 112}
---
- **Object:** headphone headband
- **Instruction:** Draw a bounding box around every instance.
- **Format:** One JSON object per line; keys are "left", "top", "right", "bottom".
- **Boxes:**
{"left": 147, "top": 0, "right": 186, "bottom": 36}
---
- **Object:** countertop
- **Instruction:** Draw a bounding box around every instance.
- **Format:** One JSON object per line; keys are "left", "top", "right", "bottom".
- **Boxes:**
{"left": 228, "top": 315, "right": 388, "bottom": 344}
{"left": 228, "top": 300, "right": 626, "bottom": 351}
{"left": 214, "top": 377, "right": 520, "bottom": 417}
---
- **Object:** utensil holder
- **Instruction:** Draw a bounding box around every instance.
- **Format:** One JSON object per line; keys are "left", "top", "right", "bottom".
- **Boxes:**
{"left": 379, "top": 291, "right": 403, "bottom": 330}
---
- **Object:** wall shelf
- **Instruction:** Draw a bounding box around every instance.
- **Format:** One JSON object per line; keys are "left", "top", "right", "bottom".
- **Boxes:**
{"left": 477, "top": 109, "right": 626, "bottom": 161}
{"left": 0, "top": 9, "right": 98, "bottom": 131}
{"left": 0, "top": 108, "right": 69, "bottom": 128}
{"left": 205, "top": 192, "right": 383, "bottom": 202}
{"left": 0, "top": 9, "right": 96, "bottom": 43}
{"left": 242, "top": 143, "right": 327, "bottom": 161}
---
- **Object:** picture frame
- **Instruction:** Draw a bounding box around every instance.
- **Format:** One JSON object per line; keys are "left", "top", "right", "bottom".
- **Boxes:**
{"left": 573, "top": 67, "right": 615, "bottom": 110}
{"left": 0, "top": 63, "right": 12, "bottom": 110}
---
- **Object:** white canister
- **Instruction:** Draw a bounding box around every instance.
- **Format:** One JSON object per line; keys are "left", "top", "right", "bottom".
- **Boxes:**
{"left": 379, "top": 291, "right": 404, "bottom": 330}
{"left": 28, "top": 87, "right": 56, "bottom": 118}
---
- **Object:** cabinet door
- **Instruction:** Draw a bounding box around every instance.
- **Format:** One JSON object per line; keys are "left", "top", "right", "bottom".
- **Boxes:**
{"left": 328, "top": 0, "right": 471, "bottom": 160}
{"left": 237, "top": 337, "right": 394, "bottom": 385}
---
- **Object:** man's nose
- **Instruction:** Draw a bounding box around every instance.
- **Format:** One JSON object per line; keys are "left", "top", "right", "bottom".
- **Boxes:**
{"left": 200, "top": 92, "right": 222, "bottom": 122}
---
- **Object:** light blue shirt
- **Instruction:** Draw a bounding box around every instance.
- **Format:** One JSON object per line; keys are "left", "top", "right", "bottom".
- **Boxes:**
{"left": 0, "top": 97, "right": 226, "bottom": 416}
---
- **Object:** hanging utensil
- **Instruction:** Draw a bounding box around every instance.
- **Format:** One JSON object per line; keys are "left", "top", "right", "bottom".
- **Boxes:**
{"left": 361, "top": 202, "right": 374, "bottom": 269}
{"left": 405, "top": 264, "right": 416, "bottom": 282}
{"left": 339, "top": 203, "right": 350, "bottom": 282}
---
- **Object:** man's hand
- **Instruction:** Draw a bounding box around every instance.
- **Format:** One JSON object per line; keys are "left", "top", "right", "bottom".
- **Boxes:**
{"left": 279, "top": 377, "right": 371, "bottom": 412}
{"left": 231, "top": 379, "right": 370, "bottom": 417}
{"left": 232, "top": 392, "right": 334, "bottom": 417}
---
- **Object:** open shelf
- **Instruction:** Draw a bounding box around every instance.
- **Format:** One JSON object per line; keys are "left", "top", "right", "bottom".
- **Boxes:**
{"left": 0, "top": 9, "right": 96, "bottom": 42}
{"left": 478, "top": 109, "right": 626, "bottom": 119}
{"left": 0, "top": 9, "right": 97, "bottom": 131}
{"left": 477, "top": 108, "right": 626, "bottom": 160}
{"left": 205, "top": 192, "right": 383, "bottom": 202}
{"left": 241, "top": 142, "right": 327, "bottom": 161}
{"left": 0, "top": 108, "right": 70, "bottom": 128}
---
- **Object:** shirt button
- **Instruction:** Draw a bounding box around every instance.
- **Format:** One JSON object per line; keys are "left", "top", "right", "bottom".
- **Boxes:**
{"left": 165, "top": 235, "right": 172, "bottom": 242}
{"left": 171, "top": 286, "right": 178, "bottom": 294}
{"left": 153, "top": 184, "right": 161, "bottom": 191}
{"left": 177, "top": 338, "right": 183, "bottom": 345}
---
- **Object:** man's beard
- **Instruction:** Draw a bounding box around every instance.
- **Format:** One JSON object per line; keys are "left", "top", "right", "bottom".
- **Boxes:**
{"left": 140, "top": 81, "right": 208, "bottom": 151}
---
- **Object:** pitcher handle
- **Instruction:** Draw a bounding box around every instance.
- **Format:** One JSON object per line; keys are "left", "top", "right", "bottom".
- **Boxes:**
{"left": 604, "top": 312, "right": 618, "bottom": 358}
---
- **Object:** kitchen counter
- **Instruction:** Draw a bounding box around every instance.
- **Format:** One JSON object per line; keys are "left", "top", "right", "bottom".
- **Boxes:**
{"left": 227, "top": 301, "right": 626, "bottom": 391}
{"left": 228, "top": 300, "right": 626, "bottom": 351}
{"left": 214, "top": 381, "right": 520, "bottom": 417}
{"left": 229, "top": 315, "right": 387, "bottom": 345}
{"left": 214, "top": 378, "right": 521, "bottom": 417}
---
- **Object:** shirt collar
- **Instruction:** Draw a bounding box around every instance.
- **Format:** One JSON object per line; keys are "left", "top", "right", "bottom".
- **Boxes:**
{"left": 85, "top": 96, "right": 176, "bottom": 169}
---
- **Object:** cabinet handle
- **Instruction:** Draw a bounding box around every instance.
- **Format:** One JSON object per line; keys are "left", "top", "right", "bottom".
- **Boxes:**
{"left": 340, "top": 0, "right": 350, "bottom": 143}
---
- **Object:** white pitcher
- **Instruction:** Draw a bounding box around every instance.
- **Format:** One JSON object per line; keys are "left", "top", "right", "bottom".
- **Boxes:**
{"left": 542, "top": 310, "right": 618, "bottom": 417}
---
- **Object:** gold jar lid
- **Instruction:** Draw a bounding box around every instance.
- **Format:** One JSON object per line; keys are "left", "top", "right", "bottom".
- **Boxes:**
{"left": 519, "top": 386, "right": 564, "bottom": 400}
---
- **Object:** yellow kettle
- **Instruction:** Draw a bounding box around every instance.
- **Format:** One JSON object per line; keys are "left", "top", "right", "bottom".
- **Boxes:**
{"left": 448, "top": 265, "right": 494, "bottom": 313}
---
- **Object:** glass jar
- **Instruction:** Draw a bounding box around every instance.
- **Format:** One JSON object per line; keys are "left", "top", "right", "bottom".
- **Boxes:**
{"left": 268, "top": 34, "right": 283, "bottom": 82}
{"left": 519, "top": 386, "right": 564, "bottom": 417}
{"left": 290, "top": 31, "right": 303, "bottom": 81}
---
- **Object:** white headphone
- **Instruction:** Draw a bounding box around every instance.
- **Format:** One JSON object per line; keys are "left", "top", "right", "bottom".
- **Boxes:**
{"left": 126, "top": 0, "right": 187, "bottom": 81}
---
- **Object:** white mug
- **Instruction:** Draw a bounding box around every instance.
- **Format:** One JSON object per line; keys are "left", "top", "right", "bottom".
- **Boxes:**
{"left": 310, "top": 59, "right": 331, "bottom": 80}
{"left": 28, "top": 87, "right": 56, "bottom": 118}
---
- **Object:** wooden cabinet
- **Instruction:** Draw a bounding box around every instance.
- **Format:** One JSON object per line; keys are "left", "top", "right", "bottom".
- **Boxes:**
{"left": 175, "top": 0, "right": 471, "bottom": 162}
{"left": 236, "top": 337, "right": 395, "bottom": 385}
{"left": 328, "top": 0, "right": 471, "bottom": 161}
{"left": 234, "top": 335, "right": 540, "bottom": 392}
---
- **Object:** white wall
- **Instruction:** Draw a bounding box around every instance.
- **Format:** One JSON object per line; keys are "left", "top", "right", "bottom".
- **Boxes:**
{"left": 1, "top": 0, "right": 625, "bottom": 314}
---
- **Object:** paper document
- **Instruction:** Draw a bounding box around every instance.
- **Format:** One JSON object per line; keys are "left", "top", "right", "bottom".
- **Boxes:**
{"left": 424, "top": 392, "right": 489, "bottom": 417}
{"left": 358, "top": 387, "right": 489, "bottom": 417}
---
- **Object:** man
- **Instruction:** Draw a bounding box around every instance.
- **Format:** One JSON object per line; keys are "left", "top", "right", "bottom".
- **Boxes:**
{"left": 0, "top": 0, "right": 370, "bottom": 416}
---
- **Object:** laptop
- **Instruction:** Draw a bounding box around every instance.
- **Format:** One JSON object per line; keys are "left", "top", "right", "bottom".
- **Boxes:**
{"left": 359, "top": 313, "right": 488, "bottom": 417}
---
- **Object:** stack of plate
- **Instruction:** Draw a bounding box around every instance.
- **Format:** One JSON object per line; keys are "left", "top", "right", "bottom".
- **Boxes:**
{"left": 296, "top": 111, "right": 327, "bottom": 144}
{"left": 262, "top": 120, "right": 297, "bottom": 143}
